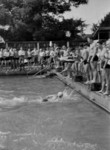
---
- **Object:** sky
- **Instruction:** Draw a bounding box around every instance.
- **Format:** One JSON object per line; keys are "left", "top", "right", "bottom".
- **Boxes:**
{"left": 64, "top": 0, "right": 110, "bottom": 34}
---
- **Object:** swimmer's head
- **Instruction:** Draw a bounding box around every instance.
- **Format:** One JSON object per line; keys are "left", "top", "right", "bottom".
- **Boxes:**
{"left": 57, "top": 92, "right": 63, "bottom": 98}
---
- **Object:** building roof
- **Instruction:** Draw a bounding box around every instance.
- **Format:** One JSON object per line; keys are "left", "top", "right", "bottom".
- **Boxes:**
{"left": 93, "top": 27, "right": 110, "bottom": 39}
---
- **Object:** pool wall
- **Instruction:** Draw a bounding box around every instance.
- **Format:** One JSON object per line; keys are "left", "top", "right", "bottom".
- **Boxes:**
{"left": 56, "top": 72, "right": 110, "bottom": 113}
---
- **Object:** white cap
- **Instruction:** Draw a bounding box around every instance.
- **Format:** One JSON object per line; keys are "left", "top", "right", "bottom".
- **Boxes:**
{"left": 57, "top": 92, "right": 63, "bottom": 98}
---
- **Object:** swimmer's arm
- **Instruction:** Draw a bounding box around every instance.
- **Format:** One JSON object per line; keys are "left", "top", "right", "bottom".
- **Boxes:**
{"left": 45, "top": 95, "right": 57, "bottom": 99}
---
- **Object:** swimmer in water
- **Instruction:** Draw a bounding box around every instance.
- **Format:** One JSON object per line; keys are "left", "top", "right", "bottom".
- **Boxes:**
{"left": 42, "top": 88, "right": 73, "bottom": 102}
{"left": 43, "top": 91, "right": 64, "bottom": 102}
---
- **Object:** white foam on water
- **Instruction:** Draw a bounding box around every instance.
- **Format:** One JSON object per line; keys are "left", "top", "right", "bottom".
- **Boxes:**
{"left": 0, "top": 95, "right": 44, "bottom": 109}
{"left": 0, "top": 88, "right": 81, "bottom": 109}
{"left": 0, "top": 96, "right": 28, "bottom": 108}
{"left": 0, "top": 90, "right": 14, "bottom": 93}
{"left": 41, "top": 89, "right": 81, "bottom": 103}
{"left": 45, "top": 137, "right": 98, "bottom": 150}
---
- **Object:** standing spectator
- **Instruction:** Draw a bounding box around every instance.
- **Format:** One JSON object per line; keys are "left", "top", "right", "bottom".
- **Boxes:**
{"left": 0, "top": 49, "right": 3, "bottom": 67}
{"left": 9, "top": 48, "right": 14, "bottom": 69}
{"left": 103, "top": 40, "right": 110, "bottom": 95}
{"left": 90, "top": 42, "right": 99, "bottom": 83}
{"left": 14, "top": 48, "right": 19, "bottom": 69}
{"left": 3, "top": 49, "right": 10, "bottom": 68}
{"left": 18, "top": 47, "right": 25, "bottom": 70}
{"left": 27, "top": 48, "right": 32, "bottom": 66}
{"left": 31, "top": 47, "right": 39, "bottom": 65}
{"left": 98, "top": 42, "right": 106, "bottom": 93}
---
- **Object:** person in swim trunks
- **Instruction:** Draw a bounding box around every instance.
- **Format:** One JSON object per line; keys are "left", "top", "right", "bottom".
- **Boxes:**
{"left": 103, "top": 40, "right": 110, "bottom": 95}
{"left": 88, "top": 40, "right": 99, "bottom": 83}
{"left": 98, "top": 41, "right": 106, "bottom": 93}
{"left": 81, "top": 45, "right": 89, "bottom": 84}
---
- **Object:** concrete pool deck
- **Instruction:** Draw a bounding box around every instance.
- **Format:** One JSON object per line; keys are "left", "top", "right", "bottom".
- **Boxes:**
{"left": 55, "top": 72, "right": 110, "bottom": 113}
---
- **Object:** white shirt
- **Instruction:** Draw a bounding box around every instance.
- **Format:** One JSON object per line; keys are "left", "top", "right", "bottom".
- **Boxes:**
{"left": 32, "top": 49, "right": 38, "bottom": 56}
{"left": 39, "top": 51, "right": 45, "bottom": 57}
{"left": 27, "top": 51, "right": 31, "bottom": 57}
{"left": 45, "top": 50, "right": 49, "bottom": 56}
{"left": 0, "top": 51, "right": 2, "bottom": 58}
{"left": 50, "top": 51, "right": 55, "bottom": 57}
{"left": 18, "top": 50, "right": 25, "bottom": 56}
{"left": 9, "top": 49, "right": 14, "bottom": 56}
{"left": 63, "top": 50, "right": 68, "bottom": 57}
{"left": 4, "top": 51, "right": 9, "bottom": 57}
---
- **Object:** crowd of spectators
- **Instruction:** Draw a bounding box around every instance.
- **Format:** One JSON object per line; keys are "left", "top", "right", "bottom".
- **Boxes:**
{"left": 0, "top": 39, "right": 110, "bottom": 95}
{"left": 57, "top": 39, "right": 110, "bottom": 95}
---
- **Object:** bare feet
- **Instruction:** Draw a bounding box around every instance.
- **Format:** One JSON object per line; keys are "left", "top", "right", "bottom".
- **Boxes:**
{"left": 103, "top": 91, "right": 109, "bottom": 95}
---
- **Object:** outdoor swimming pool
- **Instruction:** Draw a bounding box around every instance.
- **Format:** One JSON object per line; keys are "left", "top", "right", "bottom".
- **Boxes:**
{"left": 0, "top": 76, "right": 110, "bottom": 150}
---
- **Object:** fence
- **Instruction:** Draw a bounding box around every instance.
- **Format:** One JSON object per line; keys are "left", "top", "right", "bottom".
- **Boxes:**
{"left": 6, "top": 40, "right": 87, "bottom": 50}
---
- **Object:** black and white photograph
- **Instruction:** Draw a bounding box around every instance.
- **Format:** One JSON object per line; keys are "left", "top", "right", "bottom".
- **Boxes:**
{"left": 0, "top": 0, "right": 110, "bottom": 149}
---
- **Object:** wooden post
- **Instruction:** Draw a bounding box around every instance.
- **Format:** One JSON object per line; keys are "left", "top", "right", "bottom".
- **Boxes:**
{"left": 37, "top": 42, "right": 39, "bottom": 50}
{"left": 49, "top": 41, "right": 52, "bottom": 47}
{"left": 67, "top": 41, "right": 70, "bottom": 48}
{"left": 6, "top": 42, "right": 8, "bottom": 49}
{"left": 109, "top": 31, "right": 110, "bottom": 39}
{"left": 98, "top": 32, "right": 100, "bottom": 40}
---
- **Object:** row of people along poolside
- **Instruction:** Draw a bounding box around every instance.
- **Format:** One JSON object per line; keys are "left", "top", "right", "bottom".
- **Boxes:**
{"left": 0, "top": 46, "right": 61, "bottom": 70}
{"left": 0, "top": 39, "right": 110, "bottom": 95}
{"left": 57, "top": 39, "right": 110, "bottom": 96}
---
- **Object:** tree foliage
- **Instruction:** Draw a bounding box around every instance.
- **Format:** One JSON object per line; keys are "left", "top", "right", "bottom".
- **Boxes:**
{"left": 0, "top": 0, "right": 88, "bottom": 41}
{"left": 91, "top": 23, "right": 99, "bottom": 33}
{"left": 92, "top": 12, "right": 110, "bottom": 35}
{"left": 100, "top": 12, "right": 110, "bottom": 27}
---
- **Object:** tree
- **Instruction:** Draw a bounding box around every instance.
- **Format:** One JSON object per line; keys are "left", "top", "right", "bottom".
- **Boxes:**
{"left": 0, "top": 0, "right": 88, "bottom": 41}
{"left": 91, "top": 23, "right": 99, "bottom": 33}
{"left": 91, "top": 12, "right": 110, "bottom": 35}
{"left": 100, "top": 12, "right": 110, "bottom": 27}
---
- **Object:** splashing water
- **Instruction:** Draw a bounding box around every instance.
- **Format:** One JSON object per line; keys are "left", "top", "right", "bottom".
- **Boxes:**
{"left": 0, "top": 88, "right": 79, "bottom": 110}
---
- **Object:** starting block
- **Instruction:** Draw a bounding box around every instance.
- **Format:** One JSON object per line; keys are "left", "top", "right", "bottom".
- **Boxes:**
{"left": 90, "top": 83, "right": 101, "bottom": 91}
{"left": 56, "top": 67, "right": 63, "bottom": 72}
{"left": 74, "top": 75, "right": 83, "bottom": 82}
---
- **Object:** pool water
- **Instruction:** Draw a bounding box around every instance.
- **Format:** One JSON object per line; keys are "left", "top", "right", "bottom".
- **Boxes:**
{"left": 0, "top": 77, "right": 110, "bottom": 150}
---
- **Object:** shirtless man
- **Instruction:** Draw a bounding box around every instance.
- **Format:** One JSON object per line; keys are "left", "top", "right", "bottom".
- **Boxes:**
{"left": 103, "top": 40, "right": 110, "bottom": 95}
{"left": 98, "top": 41, "right": 106, "bottom": 93}
{"left": 87, "top": 40, "right": 99, "bottom": 83}
{"left": 81, "top": 45, "right": 89, "bottom": 84}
